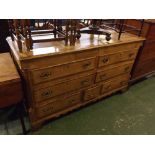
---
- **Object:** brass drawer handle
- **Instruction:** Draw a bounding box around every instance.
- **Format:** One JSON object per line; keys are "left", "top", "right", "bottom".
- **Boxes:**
{"left": 82, "top": 62, "right": 91, "bottom": 68}
{"left": 120, "top": 81, "right": 127, "bottom": 85}
{"left": 100, "top": 74, "right": 106, "bottom": 80}
{"left": 102, "top": 85, "right": 111, "bottom": 93}
{"left": 40, "top": 72, "right": 52, "bottom": 78}
{"left": 102, "top": 56, "right": 109, "bottom": 63}
{"left": 68, "top": 99, "right": 76, "bottom": 104}
{"left": 129, "top": 53, "right": 135, "bottom": 58}
{"left": 124, "top": 66, "right": 130, "bottom": 72}
{"left": 102, "top": 85, "right": 111, "bottom": 91}
{"left": 42, "top": 106, "right": 53, "bottom": 113}
{"left": 41, "top": 90, "right": 53, "bottom": 97}
{"left": 81, "top": 79, "right": 90, "bottom": 86}
{"left": 105, "top": 85, "right": 111, "bottom": 90}
{"left": 87, "top": 94, "right": 94, "bottom": 99}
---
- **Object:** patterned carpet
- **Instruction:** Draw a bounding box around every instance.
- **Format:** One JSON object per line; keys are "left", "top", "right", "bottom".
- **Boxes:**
{"left": 1, "top": 76, "right": 155, "bottom": 135}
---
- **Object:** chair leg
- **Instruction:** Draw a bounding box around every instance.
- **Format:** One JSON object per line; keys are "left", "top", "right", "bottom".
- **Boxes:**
{"left": 17, "top": 103, "right": 27, "bottom": 135}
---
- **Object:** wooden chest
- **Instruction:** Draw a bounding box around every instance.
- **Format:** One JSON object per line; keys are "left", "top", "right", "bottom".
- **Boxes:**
{"left": 7, "top": 32, "right": 144, "bottom": 130}
{"left": 0, "top": 53, "right": 23, "bottom": 108}
{"left": 125, "top": 19, "right": 155, "bottom": 82}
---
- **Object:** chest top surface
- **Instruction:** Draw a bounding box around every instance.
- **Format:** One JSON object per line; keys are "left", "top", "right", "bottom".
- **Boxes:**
{"left": 0, "top": 53, "right": 20, "bottom": 84}
{"left": 7, "top": 31, "right": 145, "bottom": 61}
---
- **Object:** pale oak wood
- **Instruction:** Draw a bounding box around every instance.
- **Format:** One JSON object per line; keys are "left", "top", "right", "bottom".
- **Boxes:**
{"left": 7, "top": 31, "right": 144, "bottom": 130}
{"left": 34, "top": 74, "right": 95, "bottom": 103}
{"left": 96, "top": 61, "right": 133, "bottom": 83}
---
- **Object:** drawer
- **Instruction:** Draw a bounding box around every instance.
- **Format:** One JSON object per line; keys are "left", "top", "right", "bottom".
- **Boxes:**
{"left": 36, "top": 92, "right": 81, "bottom": 118}
{"left": 20, "top": 48, "right": 98, "bottom": 69}
{"left": 99, "top": 42, "right": 142, "bottom": 54}
{"left": 34, "top": 74, "right": 95, "bottom": 102}
{"left": 83, "top": 85, "right": 101, "bottom": 101}
{"left": 98, "top": 49, "right": 137, "bottom": 67}
{"left": 101, "top": 74, "right": 130, "bottom": 94}
{"left": 96, "top": 62, "right": 133, "bottom": 83}
{"left": 31, "top": 58, "right": 96, "bottom": 84}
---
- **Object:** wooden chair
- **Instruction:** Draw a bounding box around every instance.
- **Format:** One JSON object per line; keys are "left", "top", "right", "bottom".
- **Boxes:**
{"left": 0, "top": 53, "right": 26, "bottom": 134}
{"left": 8, "top": 19, "right": 79, "bottom": 52}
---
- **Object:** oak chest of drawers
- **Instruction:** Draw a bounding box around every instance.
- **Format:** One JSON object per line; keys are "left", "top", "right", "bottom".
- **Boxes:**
{"left": 7, "top": 32, "right": 144, "bottom": 130}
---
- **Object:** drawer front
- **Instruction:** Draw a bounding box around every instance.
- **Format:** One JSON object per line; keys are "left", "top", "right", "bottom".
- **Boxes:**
{"left": 34, "top": 74, "right": 95, "bottom": 102}
{"left": 36, "top": 92, "right": 81, "bottom": 118}
{"left": 31, "top": 58, "right": 96, "bottom": 84}
{"left": 98, "top": 50, "right": 137, "bottom": 67}
{"left": 21, "top": 48, "right": 98, "bottom": 69}
{"left": 96, "top": 63, "right": 133, "bottom": 83}
{"left": 84, "top": 86, "right": 101, "bottom": 101}
{"left": 99, "top": 42, "right": 142, "bottom": 54}
{"left": 101, "top": 74, "right": 130, "bottom": 94}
